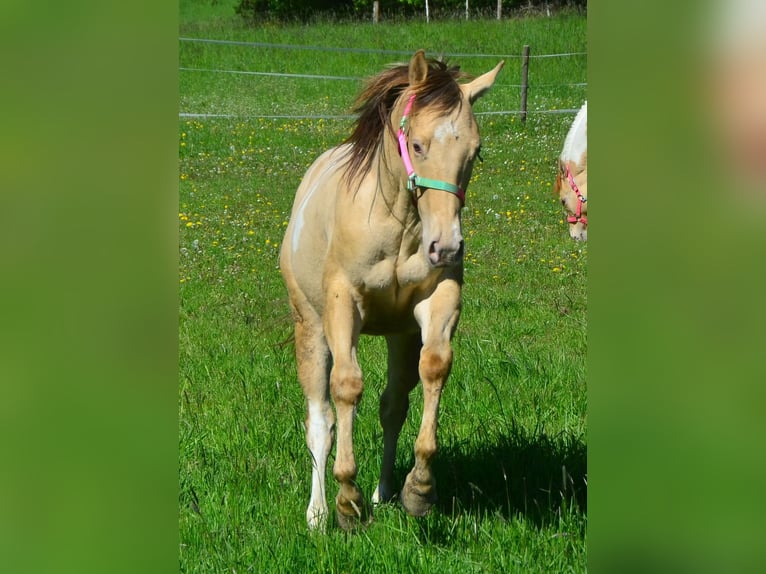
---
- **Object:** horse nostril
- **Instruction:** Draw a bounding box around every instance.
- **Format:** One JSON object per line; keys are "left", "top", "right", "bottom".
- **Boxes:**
{"left": 428, "top": 240, "right": 441, "bottom": 265}
{"left": 456, "top": 241, "right": 464, "bottom": 260}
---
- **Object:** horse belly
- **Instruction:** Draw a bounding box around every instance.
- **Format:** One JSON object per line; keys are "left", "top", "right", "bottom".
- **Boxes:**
{"left": 361, "top": 293, "right": 419, "bottom": 335}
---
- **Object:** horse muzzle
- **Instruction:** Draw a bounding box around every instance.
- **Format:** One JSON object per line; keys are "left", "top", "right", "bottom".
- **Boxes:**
{"left": 427, "top": 238, "right": 464, "bottom": 267}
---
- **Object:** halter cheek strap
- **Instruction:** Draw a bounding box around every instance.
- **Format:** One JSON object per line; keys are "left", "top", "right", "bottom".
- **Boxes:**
{"left": 565, "top": 165, "right": 587, "bottom": 226}
{"left": 398, "top": 94, "right": 466, "bottom": 207}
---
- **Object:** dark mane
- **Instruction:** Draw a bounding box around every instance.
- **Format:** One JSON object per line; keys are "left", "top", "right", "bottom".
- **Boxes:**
{"left": 342, "top": 58, "right": 468, "bottom": 189}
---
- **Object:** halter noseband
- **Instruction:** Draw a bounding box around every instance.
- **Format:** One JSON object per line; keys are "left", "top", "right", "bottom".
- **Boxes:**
{"left": 397, "top": 94, "right": 466, "bottom": 207}
{"left": 565, "top": 164, "right": 587, "bottom": 226}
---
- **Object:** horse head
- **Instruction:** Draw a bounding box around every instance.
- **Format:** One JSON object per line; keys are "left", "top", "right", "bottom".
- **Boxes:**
{"left": 399, "top": 50, "right": 504, "bottom": 266}
{"left": 556, "top": 159, "right": 588, "bottom": 241}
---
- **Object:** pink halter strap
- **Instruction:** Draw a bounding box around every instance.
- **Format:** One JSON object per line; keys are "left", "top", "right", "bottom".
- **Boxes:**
{"left": 565, "top": 165, "right": 587, "bottom": 226}
{"left": 397, "top": 95, "right": 416, "bottom": 176}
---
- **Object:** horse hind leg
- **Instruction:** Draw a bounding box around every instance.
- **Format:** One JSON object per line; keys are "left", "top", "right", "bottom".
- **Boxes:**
{"left": 372, "top": 332, "right": 421, "bottom": 506}
{"left": 294, "top": 311, "right": 334, "bottom": 530}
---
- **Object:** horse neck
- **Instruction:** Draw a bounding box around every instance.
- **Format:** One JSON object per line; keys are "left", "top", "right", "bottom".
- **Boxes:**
{"left": 562, "top": 103, "right": 587, "bottom": 165}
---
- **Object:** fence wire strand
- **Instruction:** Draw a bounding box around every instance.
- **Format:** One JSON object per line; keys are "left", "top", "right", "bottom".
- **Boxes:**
{"left": 179, "top": 36, "right": 586, "bottom": 59}
{"left": 179, "top": 66, "right": 586, "bottom": 89}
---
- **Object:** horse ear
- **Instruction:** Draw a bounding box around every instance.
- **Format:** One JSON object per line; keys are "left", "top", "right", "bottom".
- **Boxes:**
{"left": 408, "top": 50, "right": 428, "bottom": 86}
{"left": 462, "top": 60, "right": 505, "bottom": 105}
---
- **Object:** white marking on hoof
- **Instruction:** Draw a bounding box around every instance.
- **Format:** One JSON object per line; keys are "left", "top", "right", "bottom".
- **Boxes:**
{"left": 306, "top": 505, "right": 328, "bottom": 531}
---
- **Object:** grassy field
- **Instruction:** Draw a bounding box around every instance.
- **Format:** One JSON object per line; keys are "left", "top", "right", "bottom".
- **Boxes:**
{"left": 179, "top": 1, "right": 587, "bottom": 571}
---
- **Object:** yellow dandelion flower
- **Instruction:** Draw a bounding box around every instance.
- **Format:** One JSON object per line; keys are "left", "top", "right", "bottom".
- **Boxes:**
{"left": 552, "top": 267, "right": 561, "bottom": 272}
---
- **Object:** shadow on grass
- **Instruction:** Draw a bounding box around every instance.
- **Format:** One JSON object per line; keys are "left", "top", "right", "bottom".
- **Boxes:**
{"left": 429, "top": 424, "right": 587, "bottom": 528}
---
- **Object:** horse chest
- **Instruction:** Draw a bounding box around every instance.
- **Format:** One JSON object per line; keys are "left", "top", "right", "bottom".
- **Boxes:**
{"left": 363, "top": 252, "right": 433, "bottom": 293}
{"left": 357, "top": 253, "right": 440, "bottom": 333}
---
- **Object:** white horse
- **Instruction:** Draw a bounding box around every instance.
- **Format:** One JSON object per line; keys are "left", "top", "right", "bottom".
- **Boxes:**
{"left": 555, "top": 102, "right": 587, "bottom": 241}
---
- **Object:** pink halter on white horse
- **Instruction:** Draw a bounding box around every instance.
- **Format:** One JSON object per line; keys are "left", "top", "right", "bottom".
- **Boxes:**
{"left": 280, "top": 51, "right": 503, "bottom": 530}
{"left": 555, "top": 102, "right": 588, "bottom": 241}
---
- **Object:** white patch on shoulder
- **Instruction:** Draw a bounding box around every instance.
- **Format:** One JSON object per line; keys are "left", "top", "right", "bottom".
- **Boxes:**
{"left": 561, "top": 102, "right": 587, "bottom": 165}
{"left": 291, "top": 155, "right": 343, "bottom": 254}
{"left": 291, "top": 179, "right": 321, "bottom": 254}
{"left": 433, "top": 118, "right": 458, "bottom": 144}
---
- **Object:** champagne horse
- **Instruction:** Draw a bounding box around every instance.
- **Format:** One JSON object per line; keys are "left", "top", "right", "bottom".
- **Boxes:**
{"left": 280, "top": 51, "right": 503, "bottom": 529}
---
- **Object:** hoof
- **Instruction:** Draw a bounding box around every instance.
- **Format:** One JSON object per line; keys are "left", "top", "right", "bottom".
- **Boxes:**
{"left": 306, "top": 509, "right": 329, "bottom": 532}
{"left": 400, "top": 475, "right": 437, "bottom": 517}
{"left": 335, "top": 494, "right": 372, "bottom": 531}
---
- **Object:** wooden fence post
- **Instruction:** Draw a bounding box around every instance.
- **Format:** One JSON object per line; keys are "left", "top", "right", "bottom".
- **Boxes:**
{"left": 520, "top": 44, "right": 530, "bottom": 125}
{"left": 373, "top": 1, "right": 379, "bottom": 23}
{"left": 497, "top": 0, "right": 502, "bottom": 20}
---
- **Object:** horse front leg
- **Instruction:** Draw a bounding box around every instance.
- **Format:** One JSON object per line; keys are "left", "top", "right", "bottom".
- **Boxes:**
{"left": 323, "top": 278, "right": 370, "bottom": 530}
{"left": 402, "top": 278, "right": 461, "bottom": 516}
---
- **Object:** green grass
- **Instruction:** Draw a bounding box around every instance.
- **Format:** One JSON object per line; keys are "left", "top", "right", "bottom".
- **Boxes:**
{"left": 179, "top": 3, "right": 586, "bottom": 572}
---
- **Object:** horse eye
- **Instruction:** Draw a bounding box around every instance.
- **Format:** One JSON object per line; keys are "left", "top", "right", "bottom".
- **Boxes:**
{"left": 412, "top": 142, "right": 423, "bottom": 154}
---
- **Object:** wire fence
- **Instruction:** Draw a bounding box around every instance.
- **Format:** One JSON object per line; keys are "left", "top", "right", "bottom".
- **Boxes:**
{"left": 179, "top": 36, "right": 586, "bottom": 59}
{"left": 179, "top": 66, "right": 586, "bottom": 89}
{"left": 179, "top": 37, "right": 586, "bottom": 120}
